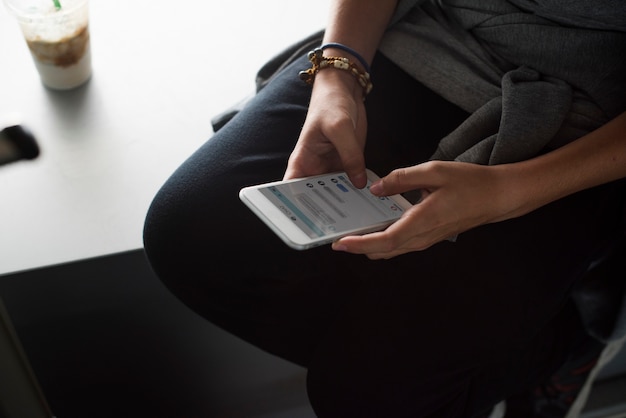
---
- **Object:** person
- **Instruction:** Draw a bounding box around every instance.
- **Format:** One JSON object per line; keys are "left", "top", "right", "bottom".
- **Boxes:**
{"left": 143, "top": 0, "right": 626, "bottom": 416}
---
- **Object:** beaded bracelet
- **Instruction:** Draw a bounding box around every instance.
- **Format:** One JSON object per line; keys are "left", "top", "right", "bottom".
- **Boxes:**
{"left": 298, "top": 48, "right": 373, "bottom": 98}
{"left": 320, "top": 42, "right": 371, "bottom": 73}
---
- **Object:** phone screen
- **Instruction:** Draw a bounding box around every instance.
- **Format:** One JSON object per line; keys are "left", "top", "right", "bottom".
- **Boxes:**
{"left": 257, "top": 173, "right": 406, "bottom": 239}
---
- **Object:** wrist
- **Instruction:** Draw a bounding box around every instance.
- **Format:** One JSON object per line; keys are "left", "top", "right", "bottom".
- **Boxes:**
{"left": 299, "top": 48, "right": 373, "bottom": 100}
{"left": 320, "top": 43, "right": 371, "bottom": 73}
{"left": 314, "top": 65, "right": 365, "bottom": 101}
{"left": 490, "top": 161, "right": 560, "bottom": 222}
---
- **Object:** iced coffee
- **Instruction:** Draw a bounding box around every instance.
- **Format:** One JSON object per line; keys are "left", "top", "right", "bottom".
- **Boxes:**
{"left": 4, "top": 0, "right": 92, "bottom": 90}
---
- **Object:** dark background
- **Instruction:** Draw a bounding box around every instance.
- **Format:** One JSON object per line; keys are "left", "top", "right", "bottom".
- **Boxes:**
{"left": 0, "top": 249, "right": 314, "bottom": 418}
{"left": 1, "top": 249, "right": 624, "bottom": 418}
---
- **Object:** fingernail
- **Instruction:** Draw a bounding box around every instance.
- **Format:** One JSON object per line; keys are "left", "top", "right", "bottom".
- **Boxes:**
{"left": 332, "top": 243, "right": 348, "bottom": 252}
{"left": 369, "top": 181, "right": 382, "bottom": 195}
{"left": 353, "top": 172, "right": 367, "bottom": 188}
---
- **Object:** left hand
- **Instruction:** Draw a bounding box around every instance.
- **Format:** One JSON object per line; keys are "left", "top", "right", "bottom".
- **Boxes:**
{"left": 284, "top": 67, "right": 369, "bottom": 188}
{"left": 332, "top": 161, "right": 516, "bottom": 259}
{"left": 333, "top": 110, "right": 626, "bottom": 259}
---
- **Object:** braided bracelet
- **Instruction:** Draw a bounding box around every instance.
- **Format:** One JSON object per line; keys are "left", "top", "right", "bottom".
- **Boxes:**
{"left": 298, "top": 48, "right": 373, "bottom": 98}
{"left": 320, "top": 42, "right": 371, "bottom": 73}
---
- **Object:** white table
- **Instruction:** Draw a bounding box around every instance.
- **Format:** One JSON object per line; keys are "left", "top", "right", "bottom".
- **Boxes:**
{"left": 0, "top": 0, "right": 329, "bottom": 275}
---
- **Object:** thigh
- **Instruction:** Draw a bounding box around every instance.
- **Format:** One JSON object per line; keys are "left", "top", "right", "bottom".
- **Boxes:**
{"left": 143, "top": 54, "right": 330, "bottom": 364}
{"left": 307, "top": 295, "right": 587, "bottom": 418}
{"left": 143, "top": 48, "right": 625, "bottom": 417}
{"left": 143, "top": 52, "right": 470, "bottom": 365}
{"left": 305, "top": 179, "right": 625, "bottom": 417}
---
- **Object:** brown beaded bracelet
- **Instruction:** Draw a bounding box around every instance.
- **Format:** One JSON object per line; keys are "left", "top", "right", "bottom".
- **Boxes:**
{"left": 299, "top": 47, "right": 373, "bottom": 98}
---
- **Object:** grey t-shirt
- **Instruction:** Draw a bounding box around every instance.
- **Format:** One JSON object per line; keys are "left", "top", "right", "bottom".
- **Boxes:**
{"left": 379, "top": 0, "right": 626, "bottom": 164}
{"left": 380, "top": 0, "right": 626, "bottom": 342}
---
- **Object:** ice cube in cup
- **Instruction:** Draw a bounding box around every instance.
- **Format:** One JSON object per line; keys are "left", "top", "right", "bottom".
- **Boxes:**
{"left": 4, "top": 0, "right": 92, "bottom": 90}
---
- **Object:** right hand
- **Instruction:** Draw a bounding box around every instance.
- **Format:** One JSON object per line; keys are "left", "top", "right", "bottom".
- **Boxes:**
{"left": 284, "top": 66, "right": 369, "bottom": 189}
{"left": 333, "top": 161, "right": 515, "bottom": 258}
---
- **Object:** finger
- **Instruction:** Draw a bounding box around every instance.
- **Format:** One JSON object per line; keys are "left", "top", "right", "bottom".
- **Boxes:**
{"left": 326, "top": 110, "right": 367, "bottom": 188}
{"left": 332, "top": 231, "right": 393, "bottom": 256}
{"left": 332, "top": 218, "right": 414, "bottom": 256}
{"left": 284, "top": 134, "right": 339, "bottom": 180}
{"left": 333, "top": 229, "right": 438, "bottom": 259}
{"left": 332, "top": 232, "right": 412, "bottom": 259}
{"left": 371, "top": 163, "right": 441, "bottom": 196}
{"left": 329, "top": 130, "right": 366, "bottom": 187}
{"left": 332, "top": 205, "right": 446, "bottom": 257}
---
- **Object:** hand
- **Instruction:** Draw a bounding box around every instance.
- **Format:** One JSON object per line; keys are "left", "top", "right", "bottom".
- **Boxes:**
{"left": 284, "top": 68, "right": 369, "bottom": 188}
{"left": 332, "top": 161, "right": 517, "bottom": 259}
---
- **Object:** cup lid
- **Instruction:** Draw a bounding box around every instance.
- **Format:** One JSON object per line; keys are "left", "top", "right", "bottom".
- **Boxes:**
{"left": 3, "top": 0, "right": 87, "bottom": 19}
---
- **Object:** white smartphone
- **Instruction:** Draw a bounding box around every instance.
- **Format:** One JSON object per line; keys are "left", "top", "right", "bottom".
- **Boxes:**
{"left": 239, "top": 169, "right": 413, "bottom": 250}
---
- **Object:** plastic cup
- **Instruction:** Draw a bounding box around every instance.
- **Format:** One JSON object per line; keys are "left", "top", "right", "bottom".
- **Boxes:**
{"left": 4, "top": 0, "right": 92, "bottom": 90}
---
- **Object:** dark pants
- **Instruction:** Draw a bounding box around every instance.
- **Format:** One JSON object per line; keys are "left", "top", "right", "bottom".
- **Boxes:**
{"left": 143, "top": 53, "right": 624, "bottom": 417}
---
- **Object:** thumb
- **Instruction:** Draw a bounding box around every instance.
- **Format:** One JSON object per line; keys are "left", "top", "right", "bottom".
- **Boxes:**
{"left": 370, "top": 165, "right": 439, "bottom": 197}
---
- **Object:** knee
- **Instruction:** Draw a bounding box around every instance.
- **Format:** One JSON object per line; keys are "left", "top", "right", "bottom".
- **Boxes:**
{"left": 143, "top": 185, "right": 226, "bottom": 321}
{"left": 142, "top": 185, "right": 188, "bottom": 289}
{"left": 142, "top": 172, "right": 217, "bottom": 289}
{"left": 142, "top": 172, "right": 267, "bottom": 308}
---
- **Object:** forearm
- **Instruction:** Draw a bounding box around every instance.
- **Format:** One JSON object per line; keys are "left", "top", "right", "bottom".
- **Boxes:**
{"left": 496, "top": 111, "right": 626, "bottom": 221}
{"left": 322, "top": 0, "right": 398, "bottom": 67}
{"left": 287, "top": 0, "right": 398, "bottom": 186}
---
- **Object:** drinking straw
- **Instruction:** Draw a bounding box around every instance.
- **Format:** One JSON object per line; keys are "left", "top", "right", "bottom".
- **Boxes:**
{"left": 53, "top": 0, "right": 61, "bottom": 10}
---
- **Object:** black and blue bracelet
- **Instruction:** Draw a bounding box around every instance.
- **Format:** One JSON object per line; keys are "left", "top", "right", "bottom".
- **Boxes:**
{"left": 298, "top": 47, "right": 373, "bottom": 98}
{"left": 320, "top": 42, "right": 371, "bottom": 73}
